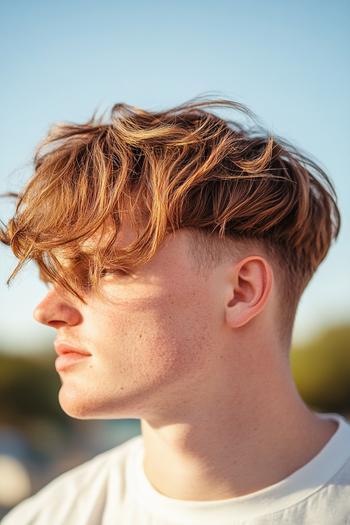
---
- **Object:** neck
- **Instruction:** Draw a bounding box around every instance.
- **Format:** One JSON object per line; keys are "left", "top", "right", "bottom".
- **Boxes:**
{"left": 140, "top": 358, "right": 337, "bottom": 501}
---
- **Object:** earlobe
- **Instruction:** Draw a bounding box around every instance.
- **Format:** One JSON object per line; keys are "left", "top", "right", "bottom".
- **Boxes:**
{"left": 224, "top": 256, "right": 273, "bottom": 329}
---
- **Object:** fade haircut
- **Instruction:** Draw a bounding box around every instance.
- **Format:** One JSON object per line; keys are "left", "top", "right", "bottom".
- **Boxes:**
{"left": 0, "top": 97, "right": 341, "bottom": 348}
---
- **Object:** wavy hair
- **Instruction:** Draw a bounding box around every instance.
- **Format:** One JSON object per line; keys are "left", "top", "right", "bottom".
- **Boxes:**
{"left": 0, "top": 97, "right": 341, "bottom": 347}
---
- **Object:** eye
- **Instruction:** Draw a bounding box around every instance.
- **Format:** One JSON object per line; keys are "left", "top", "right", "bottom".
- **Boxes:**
{"left": 100, "top": 269, "right": 113, "bottom": 277}
{"left": 99, "top": 269, "right": 118, "bottom": 281}
{"left": 100, "top": 269, "right": 128, "bottom": 278}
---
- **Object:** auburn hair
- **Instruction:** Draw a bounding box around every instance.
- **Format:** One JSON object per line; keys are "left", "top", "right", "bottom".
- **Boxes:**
{"left": 0, "top": 97, "right": 341, "bottom": 347}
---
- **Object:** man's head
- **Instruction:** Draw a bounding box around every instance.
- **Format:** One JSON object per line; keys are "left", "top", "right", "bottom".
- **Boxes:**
{"left": 0, "top": 97, "right": 341, "bottom": 420}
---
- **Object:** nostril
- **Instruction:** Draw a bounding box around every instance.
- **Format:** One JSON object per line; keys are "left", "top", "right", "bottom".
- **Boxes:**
{"left": 48, "top": 320, "right": 68, "bottom": 329}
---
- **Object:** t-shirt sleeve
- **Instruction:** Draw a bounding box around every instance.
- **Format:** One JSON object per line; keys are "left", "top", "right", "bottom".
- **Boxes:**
{"left": 1, "top": 469, "right": 86, "bottom": 525}
{"left": 1, "top": 451, "right": 113, "bottom": 525}
{"left": 1, "top": 491, "right": 45, "bottom": 524}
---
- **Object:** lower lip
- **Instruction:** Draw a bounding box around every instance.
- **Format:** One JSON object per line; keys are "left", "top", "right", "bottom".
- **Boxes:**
{"left": 55, "top": 353, "right": 91, "bottom": 371}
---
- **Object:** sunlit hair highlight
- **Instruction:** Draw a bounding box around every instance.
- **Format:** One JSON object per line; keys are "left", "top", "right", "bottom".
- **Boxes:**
{"left": 0, "top": 97, "right": 341, "bottom": 347}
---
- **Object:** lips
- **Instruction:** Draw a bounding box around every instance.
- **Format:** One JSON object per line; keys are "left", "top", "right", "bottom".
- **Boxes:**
{"left": 54, "top": 342, "right": 92, "bottom": 372}
{"left": 54, "top": 341, "right": 92, "bottom": 357}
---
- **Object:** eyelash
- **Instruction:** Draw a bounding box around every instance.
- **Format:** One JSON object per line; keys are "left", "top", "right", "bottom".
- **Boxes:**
{"left": 39, "top": 268, "right": 127, "bottom": 291}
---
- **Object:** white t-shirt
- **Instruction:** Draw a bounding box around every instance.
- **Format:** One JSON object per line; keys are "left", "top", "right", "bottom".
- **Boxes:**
{"left": 2, "top": 411, "right": 350, "bottom": 525}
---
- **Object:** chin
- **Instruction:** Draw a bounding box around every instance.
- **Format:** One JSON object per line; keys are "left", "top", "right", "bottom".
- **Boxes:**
{"left": 58, "top": 390, "right": 90, "bottom": 419}
{"left": 57, "top": 385, "right": 106, "bottom": 419}
{"left": 57, "top": 384, "right": 141, "bottom": 420}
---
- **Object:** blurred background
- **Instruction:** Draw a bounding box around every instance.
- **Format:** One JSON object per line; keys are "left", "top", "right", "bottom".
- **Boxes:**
{"left": 0, "top": 0, "right": 349, "bottom": 518}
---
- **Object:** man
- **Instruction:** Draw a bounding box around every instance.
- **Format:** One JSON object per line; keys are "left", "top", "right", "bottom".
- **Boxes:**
{"left": 1, "top": 97, "right": 349, "bottom": 524}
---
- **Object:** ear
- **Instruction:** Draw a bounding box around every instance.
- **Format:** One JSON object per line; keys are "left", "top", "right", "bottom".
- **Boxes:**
{"left": 224, "top": 256, "right": 273, "bottom": 329}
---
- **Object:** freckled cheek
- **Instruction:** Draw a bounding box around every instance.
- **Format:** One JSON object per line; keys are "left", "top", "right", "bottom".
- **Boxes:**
{"left": 137, "top": 309, "right": 212, "bottom": 381}
{"left": 93, "top": 306, "right": 205, "bottom": 381}
{"left": 85, "top": 286, "right": 214, "bottom": 377}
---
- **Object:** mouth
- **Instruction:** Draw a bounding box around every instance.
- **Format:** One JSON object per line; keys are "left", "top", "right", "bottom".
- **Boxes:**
{"left": 54, "top": 342, "right": 92, "bottom": 372}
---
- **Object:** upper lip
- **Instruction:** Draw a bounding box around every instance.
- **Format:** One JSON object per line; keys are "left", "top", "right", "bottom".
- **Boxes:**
{"left": 54, "top": 341, "right": 92, "bottom": 357}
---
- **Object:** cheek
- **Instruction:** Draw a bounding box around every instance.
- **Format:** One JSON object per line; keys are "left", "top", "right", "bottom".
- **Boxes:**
{"left": 57, "top": 288, "right": 217, "bottom": 419}
{"left": 91, "top": 292, "right": 214, "bottom": 383}
{"left": 143, "top": 297, "right": 214, "bottom": 384}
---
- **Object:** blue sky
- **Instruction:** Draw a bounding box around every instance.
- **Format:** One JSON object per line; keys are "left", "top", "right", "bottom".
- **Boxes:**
{"left": 0, "top": 0, "right": 349, "bottom": 352}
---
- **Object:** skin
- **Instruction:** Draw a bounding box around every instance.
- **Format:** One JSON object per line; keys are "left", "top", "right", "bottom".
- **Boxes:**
{"left": 33, "top": 223, "right": 337, "bottom": 501}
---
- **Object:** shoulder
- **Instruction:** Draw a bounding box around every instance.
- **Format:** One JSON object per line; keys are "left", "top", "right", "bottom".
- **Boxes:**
{"left": 1, "top": 434, "right": 142, "bottom": 525}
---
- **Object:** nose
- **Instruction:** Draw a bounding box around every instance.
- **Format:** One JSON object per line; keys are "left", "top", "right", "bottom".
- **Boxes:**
{"left": 33, "top": 288, "right": 82, "bottom": 329}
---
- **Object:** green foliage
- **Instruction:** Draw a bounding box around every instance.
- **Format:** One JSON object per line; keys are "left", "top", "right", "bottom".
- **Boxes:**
{"left": 291, "top": 323, "right": 350, "bottom": 413}
{"left": 0, "top": 352, "right": 70, "bottom": 427}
